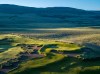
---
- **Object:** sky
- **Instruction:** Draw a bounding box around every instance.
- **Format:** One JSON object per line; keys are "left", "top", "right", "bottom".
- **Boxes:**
{"left": 0, "top": 0, "right": 100, "bottom": 10}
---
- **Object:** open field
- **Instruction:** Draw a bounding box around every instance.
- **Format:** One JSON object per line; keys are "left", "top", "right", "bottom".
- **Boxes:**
{"left": 0, "top": 27, "right": 100, "bottom": 74}
{"left": 0, "top": 27, "right": 100, "bottom": 46}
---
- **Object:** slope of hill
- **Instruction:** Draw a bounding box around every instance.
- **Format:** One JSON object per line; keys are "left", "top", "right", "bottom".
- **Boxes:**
{"left": 0, "top": 4, "right": 100, "bottom": 28}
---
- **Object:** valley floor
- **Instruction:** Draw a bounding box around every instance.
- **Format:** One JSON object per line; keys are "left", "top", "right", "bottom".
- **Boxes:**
{"left": 0, "top": 27, "right": 100, "bottom": 74}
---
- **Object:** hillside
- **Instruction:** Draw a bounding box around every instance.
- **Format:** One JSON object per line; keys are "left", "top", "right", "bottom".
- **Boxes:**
{"left": 0, "top": 34, "right": 100, "bottom": 74}
{"left": 0, "top": 4, "right": 100, "bottom": 28}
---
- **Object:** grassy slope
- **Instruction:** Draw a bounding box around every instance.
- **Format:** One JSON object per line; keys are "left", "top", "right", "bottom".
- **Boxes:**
{"left": 0, "top": 34, "right": 100, "bottom": 74}
{"left": 0, "top": 47, "right": 24, "bottom": 64}
{"left": 40, "top": 43, "right": 81, "bottom": 54}
{"left": 9, "top": 54, "right": 65, "bottom": 74}
{"left": 0, "top": 5, "right": 100, "bottom": 28}
{"left": 9, "top": 57, "right": 100, "bottom": 74}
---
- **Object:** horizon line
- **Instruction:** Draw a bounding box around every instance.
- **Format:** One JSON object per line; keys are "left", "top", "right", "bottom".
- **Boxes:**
{"left": 0, "top": 4, "right": 100, "bottom": 11}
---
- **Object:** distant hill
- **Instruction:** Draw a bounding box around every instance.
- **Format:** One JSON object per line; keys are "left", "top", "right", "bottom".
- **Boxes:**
{"left": 0, "top": 4, "right": 100, "bottom": 28}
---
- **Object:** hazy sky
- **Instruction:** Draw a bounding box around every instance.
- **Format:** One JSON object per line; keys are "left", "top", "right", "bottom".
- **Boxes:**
{"left": 0, "top": 0, "right": 100, "bottom": 10}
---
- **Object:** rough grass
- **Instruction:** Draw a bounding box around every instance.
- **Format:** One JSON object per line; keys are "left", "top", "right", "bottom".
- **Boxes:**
{"left": 0, "top": 33, "right": 100, "bottom": 74}
{"left": 9, "top": 54, "right": 65, "bottom": 74}
{"left": 9, "top": 56, "right": 100, "bottom": 74}
{"left": 40, "top": 43, "right": 81, "bottom": 54}
{"left": 0, "top": 47, "right": 24, "bottom": 64}
{"left": 0, "top": 45, "right": 13, "bottom": 52}
{"left": 56, "top": 43, "right": 81, "bottom": 51}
